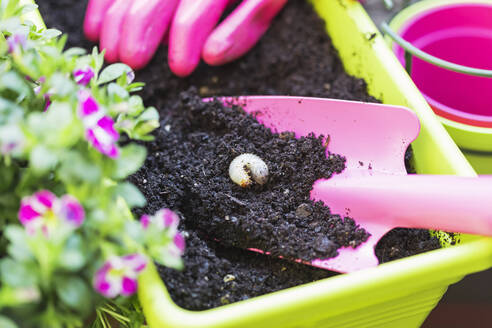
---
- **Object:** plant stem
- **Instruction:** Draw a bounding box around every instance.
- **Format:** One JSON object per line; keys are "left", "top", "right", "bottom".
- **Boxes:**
{"left": 383, "top": 0, "right": 394, "bottom": 10}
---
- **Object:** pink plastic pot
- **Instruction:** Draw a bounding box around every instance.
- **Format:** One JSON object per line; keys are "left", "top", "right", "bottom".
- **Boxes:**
{"left": 393, "top": 2, "right": 492, "bottom": 128}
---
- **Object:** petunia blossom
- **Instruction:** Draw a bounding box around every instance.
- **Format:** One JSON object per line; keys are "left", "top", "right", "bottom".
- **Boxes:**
{"left": 168, "top": 233, "right": 185, "bottom": 260}
{"left": 77, "top": 89, "right": 100, "bottom": 118}
{"left": 0, "top": 125, "right": 25, "bottom": 156}
{"left": 140, "top": 208, "right": 179, "bottom": 233}
{"left": 18, "top": 190, "right": 85, "bottom": 236}
{"left": 140, "top": 209, "right": 185, "bottom": 268}
{"left": 93, "top": 254, "right": 147, "bottom": 298}
{"left": 73, "top": 67, "right": 95, "bottom": 86}
{"left": 7, "top": 33, "right": 27, "bottom": 54}
{"left": 85, "top": 116, "right": 120, "bottom": 158}
{"left": 77, "top": 90, "right": 120, "bottom": 158}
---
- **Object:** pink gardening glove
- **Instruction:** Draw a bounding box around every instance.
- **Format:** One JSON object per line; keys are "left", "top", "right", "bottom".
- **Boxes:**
{"left": 84, "top": 0, "right": 288, "bottom": 77}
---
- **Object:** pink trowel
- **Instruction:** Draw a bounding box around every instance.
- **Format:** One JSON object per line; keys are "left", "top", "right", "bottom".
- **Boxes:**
{"left": 219, "top": 96, "right": 492, "bottom": 273}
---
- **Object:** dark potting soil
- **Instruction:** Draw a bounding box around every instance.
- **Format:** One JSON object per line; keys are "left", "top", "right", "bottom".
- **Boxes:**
{"left": 133, "top": 90, "right": 371, "bottom": 262}
{"left": 37, "top": 0, "right": 442, "bottom": 311}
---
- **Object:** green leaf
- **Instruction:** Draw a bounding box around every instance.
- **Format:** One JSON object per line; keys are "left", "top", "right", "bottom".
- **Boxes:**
{"left": 98, "top": 63, "right": 132, "bottom": 85}
{"left": 132, "top": 107, "right": 160, "bottom": 138}
{"left": 0, "top": 33, "right": 8, "bottom": 55}
{"left": 113, "top": 144, "right": 146, "bottom": 179}
{"left": 124, "top": 221, "right": 144, "bottom": 243}
{"left": 0, "top": 71, "right": 33, "bottom": 104}
{"left": 20, "top": 3, "right": 38, "bottom": 15}
{"left": 30, "top": 145, "right": 58, "bottom": 172}
{"left": 55, "top": 33, "right": 68, "bottom": 53}
{"left": 133, "top": 120, "right": 159, "bottom": 140}
{"left": 0, "top": 165, "right": 16, "bottom": 192}
{"left": 91, "top": 46, "right": 105, "bottom": 74}
{"left": 115, "top": 182, "right": 146, "bottom": 208}
{"left": 64, "top": 47, "right": 86, "bottom": 58}
{"left": 0, "top": 98, "right": 24, "bottom": 125}
{"left": 5, "top": 226, "right": 32, "bottom": 262}
{"left": 2, "top": 0, "right": 20, "bottom": 19}
{"left": 28, "top": 102, "right": 79, "bottom": 148}
{"left": 0, "top": 258, "right": 37, "bottom": 287}
{"left": 151, "top": 246, "right": 183, "bottom": 270}
{"left": 138, "top": 106, "right": 159, "bottom": 121}
{"left": 58, "top": 235, "right": 87, "bottom": 271}
{"left": 45, "top": 102, "right": 73, "bottom": 129}
{"left": 55, "top": 276, "right": 92, "bottom": 315}
{"left": 0, "top": 285, "right": 40, "bottom": 308}
{"left": 127, "top": 82, "right": 145, "bottom": 93}
{"left": 49, "top": 73, "right": 76, "bottom": 98}
{"left": 107, "top": 82, "right": 129, "bottom": 100}
{"left": 41, "top": 28, "right": 61, "bottom": 40}
{"left": 127, "top": 95, "right": 144, "bottom": 116}
{"left": 58, "top": 151, "right": 101, "bottom": 184}
{"left": 0, "top": 315, "right": 18, "bottom": 328}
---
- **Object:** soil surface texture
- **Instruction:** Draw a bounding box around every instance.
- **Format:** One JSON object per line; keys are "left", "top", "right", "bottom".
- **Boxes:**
{"left": 133, "top": 90, "right": 370, "bottom": 262}
{"left": 37, "top": 0, "right": 442, "bottom": 311}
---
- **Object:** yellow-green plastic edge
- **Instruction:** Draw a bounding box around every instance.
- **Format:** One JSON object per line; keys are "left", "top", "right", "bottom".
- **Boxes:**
{"left": 139, "top": 1, "right": 492, "bottom": 328}
{"left": 24, "top": 0, "right": 492, "bottom": 327}
{"left": 443, "top": 117, "right": 492, "bottom": 152}
{"left": 387, "top": 0, "right": 492, "bottom": 154}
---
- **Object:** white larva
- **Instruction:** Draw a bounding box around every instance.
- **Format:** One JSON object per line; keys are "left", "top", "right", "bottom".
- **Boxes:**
{"left": 229, "top": 153, "right": 269, "bottom": 187}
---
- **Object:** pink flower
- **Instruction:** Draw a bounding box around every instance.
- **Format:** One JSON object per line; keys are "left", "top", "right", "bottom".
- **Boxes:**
{"left": 0, "top": 125, "right": 24, "bottom": 156}
{"left": 18, "top": 190, "right": 85, "bottom": 236}
{"left": 77, "top": 89, "right": 100, "bottom": 118}
{"left": 73, "top": 67, "right": 95, "bottom": 86}
{"left": 93, "top": 254, "right": 147, "bottom": 298}
{"left": 1, "top": 141, "right": 19, "bottom": 154}
{"left": 7, "top": 34, "right": 27, "bottom": 53}
{"left": 44, "top": 97, "right": 52, "bottom": 111}
{"left": 77, "top": 90, "right": 120, "bottom": 158}
{"left": 140, "top": 209, "right": 185, "bottom": 266}
{"left": 169, "top": 233, "right": 186, "bottom": 259}
{"left": 85, "top": 116, "right": 120, "bottom": 158}
{"left": 140, "top": 208, "right": 179, "bottom": 232}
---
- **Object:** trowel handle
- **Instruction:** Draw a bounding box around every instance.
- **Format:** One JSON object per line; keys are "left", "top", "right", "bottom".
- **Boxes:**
{"left": 317, "top": 175, "right": 492, "bottom": 236}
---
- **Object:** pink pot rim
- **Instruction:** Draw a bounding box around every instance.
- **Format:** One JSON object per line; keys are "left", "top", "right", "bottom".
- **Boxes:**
{"left": 394, "top": 2, "right": 492, "bottom": 128}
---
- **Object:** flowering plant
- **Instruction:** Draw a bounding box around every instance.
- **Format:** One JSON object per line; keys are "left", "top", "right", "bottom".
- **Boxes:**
{"left": 0, "top": 1, "right": 184, "bottom": 327}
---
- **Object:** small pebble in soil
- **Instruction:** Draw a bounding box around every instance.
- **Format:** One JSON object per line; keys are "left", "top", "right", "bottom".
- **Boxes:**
{"left": 296, "top": 203, "right": 312, "bottom": 218}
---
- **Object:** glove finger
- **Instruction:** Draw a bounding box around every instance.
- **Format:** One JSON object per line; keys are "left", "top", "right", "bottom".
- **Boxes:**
{"left": 100, "top": 0, "right": 135, "bottom": 63}
{"left": 168, "top": 0, "right": 230, "bottom": 77}
{"left": 203, "top": 0, "right": 287, "bottom": 66}
{"left": 119, "top": 0, "right": 180, "bottom": 70}
{"left": 84, "top": 0, "right": 117, "bottom": 42}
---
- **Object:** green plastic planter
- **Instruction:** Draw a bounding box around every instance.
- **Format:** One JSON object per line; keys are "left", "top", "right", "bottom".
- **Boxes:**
{"left": 28, "top": 0, "right": 492, "bottom": 327}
